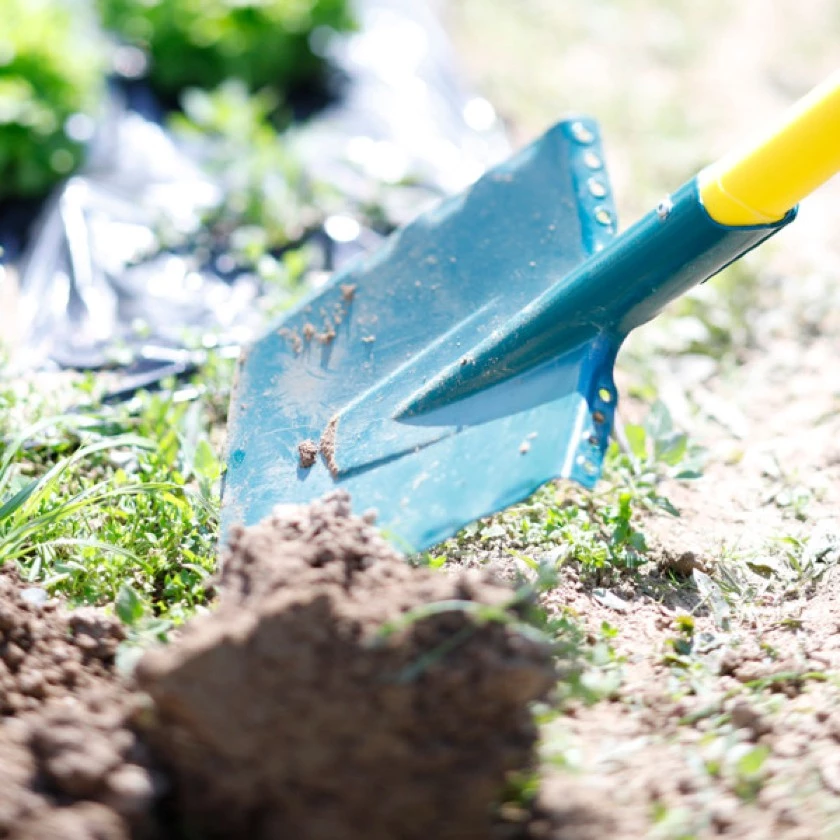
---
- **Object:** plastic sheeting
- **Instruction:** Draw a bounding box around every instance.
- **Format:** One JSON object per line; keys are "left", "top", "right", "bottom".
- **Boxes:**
{"left": 2, "top": 0, "right": 508, "bottom": 389}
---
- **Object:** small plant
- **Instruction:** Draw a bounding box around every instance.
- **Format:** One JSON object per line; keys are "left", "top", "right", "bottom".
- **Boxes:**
{"left": 701, "top": 734, "right": 771, "bottom": 802}
{"left": 610, "top": 400, "right": 706, "bottom": 516}
{"left": 0, "top": 0, "right": 104, "bottom": 200}
{"left": 443, "top": 400, "right": 704, "bottom": 574}
{"left": 114, "top": 582, "right": 174, "bottom": 672}
{"left": 96, "top": 0, "right": 355, "bottom": 102}
{"left": 171, "top": 80, "right": 333, "bottom": 255}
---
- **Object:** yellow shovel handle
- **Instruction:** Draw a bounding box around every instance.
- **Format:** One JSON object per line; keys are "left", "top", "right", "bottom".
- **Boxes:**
{"left": 698, "top": 69, "right": 840, "bottom": 225}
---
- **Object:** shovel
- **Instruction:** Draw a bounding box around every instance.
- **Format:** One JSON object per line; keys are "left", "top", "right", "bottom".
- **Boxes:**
{"left": 222, "top": 71, "right": 840, "bottom": 552}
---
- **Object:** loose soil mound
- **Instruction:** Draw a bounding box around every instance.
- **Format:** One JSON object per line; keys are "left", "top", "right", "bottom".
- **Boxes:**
{"left": 0, "top": 566, "right": 124, "bottom": 716}
{"left": 0, "top": 492, "right": 554, "bottom": 839}
{"left": 137, "top": 490, "right": 555, "bottom": 840}
{"left": 0, "top": 565, "right": 159, "bottom": 839}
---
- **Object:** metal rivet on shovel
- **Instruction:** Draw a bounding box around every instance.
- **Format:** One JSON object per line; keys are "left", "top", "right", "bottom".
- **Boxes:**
{"left": 588, "top": 178, "right": 608, "bottom": 198}
{"left": 583, "top": 150, "right": 603, "bottom": 169}
{"left": 570, "top": 121, "right": 595, "bottom": 144}
{"left": 656, "top": 197, "right": 674, "bottom": 220}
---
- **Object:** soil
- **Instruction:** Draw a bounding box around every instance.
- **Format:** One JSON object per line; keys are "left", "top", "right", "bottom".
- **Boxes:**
{"left": 316, "top": 326, "right": 336, "bottom": 345}
{"left": 0, "top": 565, "right": 160, "bottom": 839}
{"left": 511, "top": 561, "right": 840, "bottom": 840}
{"left": 540, "top": 346, "right": 840, "bottom": 838}
{"left": 297, "top": 438, "right": 318, "bottom": 468}
{"left": 319, "top": 415, "right": 340, "bottom": 476}
{"left": 0, "top": 493, "right": 554, "bottom": 840}
{"left": 138, "top": 491, "right": 554, "bottom": 840}
{"left": 0, "top": 566, "right": 124, "bottom": 717}
{"left": 278, "top": 327, "right": 303, "bottom": 355}
{"left": 443, "top": 337, "right": 840, "bottom": 839}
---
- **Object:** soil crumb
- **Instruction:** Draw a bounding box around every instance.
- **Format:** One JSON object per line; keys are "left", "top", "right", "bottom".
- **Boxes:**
{"left": 340, "top": 283, "right": 357, "bottom": 301}
{"left": 297, "top": 438, "right": 318, "bottom": 468}
{"left": 0, "top": 566, "right": 124, "bottom": 717}
{"left": 278, "top": 327, "right": 303, "bottom": 354}
{"left": 0, "top": 689, "right": 163, "bottom": 840}
{"left": 319, "top": 416, "right": 340, "bottom": 476}
{"left": 136, "top": 491, "right": 555, "bottom": 840}
{"left": 0, "top": 566, "right": 160, "bottom": 839}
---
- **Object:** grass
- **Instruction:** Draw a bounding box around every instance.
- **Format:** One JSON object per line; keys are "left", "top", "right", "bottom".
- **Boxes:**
{"left": 0, "top": 366, "right": 228, "bottom": 623}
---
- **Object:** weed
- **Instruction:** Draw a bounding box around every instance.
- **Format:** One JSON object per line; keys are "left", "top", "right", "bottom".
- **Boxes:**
{"left": 443, "top": 400, "right": 704, "bottom": 575}
{"left": 497, "top": 768, "right": 541, "bottom": 812}
{"left": 701, "top": 733, "right": 771, "bottom": 801}
{"left": 692, "top": 569, "right": 731, "bottom": 630}
{"left": 712, "top": 525, "right": 840, "bottom": 608}
{"left": 171, "top": 81, "right": 332, "bottom": 255}
{"left": 649, "top": 802, "right": 698, "bottom": 840}
{"left": 114, "top": 582, "right": 175, "bottom": 672}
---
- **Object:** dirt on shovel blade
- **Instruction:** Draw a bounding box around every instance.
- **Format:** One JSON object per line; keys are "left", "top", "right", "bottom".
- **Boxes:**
{"left": 0, "top": 492, "right": 555, "bottom": 840}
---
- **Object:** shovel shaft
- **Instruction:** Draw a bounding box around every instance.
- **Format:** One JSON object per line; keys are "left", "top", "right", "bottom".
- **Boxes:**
{"left": 699, "top": 70, "right": 840, "bottom": 225}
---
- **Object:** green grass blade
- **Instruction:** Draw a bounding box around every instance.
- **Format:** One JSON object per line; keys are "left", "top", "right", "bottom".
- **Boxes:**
{"left": 0, "top": 478, "right": 40, "bottom": 522}
{"left": 0, "top": 414, "right": 102, "bottom": 498}
{"left": 9, "top": 433, "right": 154, "bottom": 524}
{"left": 13, "top": 537, "right": 143, "bottom": 563}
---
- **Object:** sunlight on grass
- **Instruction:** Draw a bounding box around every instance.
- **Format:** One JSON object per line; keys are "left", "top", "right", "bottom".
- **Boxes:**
{"left": 0, "top": 385, "right": 223, "bottom": 621}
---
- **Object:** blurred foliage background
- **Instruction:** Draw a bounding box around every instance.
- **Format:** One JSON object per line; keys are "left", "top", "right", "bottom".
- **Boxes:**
{"left": 95, "top": 0, "right": 354, "bottom": 102}
{"left": 0, "top": 0, "right": 103, "bottom": 200}
{"left": 0, "top": 0, "right": 355, "bottom": 203}
{"left": 446, "top": 0, "right": 838, "bottom": 221}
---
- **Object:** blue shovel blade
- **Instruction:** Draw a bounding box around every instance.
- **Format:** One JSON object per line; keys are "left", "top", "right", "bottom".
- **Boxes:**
{"left": 222, "top": 118, "right": 621, "bottom": 553}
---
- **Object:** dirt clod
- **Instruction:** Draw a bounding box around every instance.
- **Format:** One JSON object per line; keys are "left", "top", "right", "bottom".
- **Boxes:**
{"left": 297, "top": 439, "right": 318, "bottom": 468}
{"left": 0, "top": 566, "right": 159, "bottom": 839}
{"left": 316, "top": 327, "right": 336, "bottom": 345}
{"left": 729, "top": 698, "right": 771, "bottom": 739}
{"left": 136, "top": 491, "right": 554, "bottom": 840}
{"left": 278, "top": 328, "right": 303, "bottom": 354}
{"left": 0, "top": 567, "right": 123, "bottom": 716}
{"left": 319, "top": 416, "right": 340, "bottom": 476}
{"left": 0, "top": 495, "right": 552, "bottom": 839}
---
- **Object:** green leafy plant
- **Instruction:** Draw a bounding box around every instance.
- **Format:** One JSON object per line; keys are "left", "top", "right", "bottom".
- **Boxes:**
{"left": 97, "top": 0, "right": 355, "bottom": 101}
{"left": 611, "top": 400, "right": 706, "bottom": 515}
{"left": 0, "top": 0, "right": 104, "bottom": 200}
{"left": 171, "top": 80, "right": 333, "bottom": 255}
{"left": 114, "top": 582, "right": 174, "bottom": 672}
